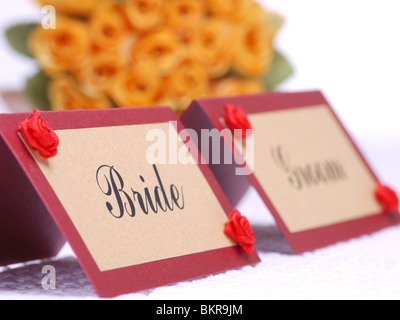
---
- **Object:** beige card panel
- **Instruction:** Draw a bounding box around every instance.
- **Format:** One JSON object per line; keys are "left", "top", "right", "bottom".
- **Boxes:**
{"left": 31, "top": 122, "right": 233, "bottom": 272}
{"left": 248, "top": 105, "right": 381, "bottom": 233}
{"left": 219, "top": 118, "right": 256, "bottom": 174}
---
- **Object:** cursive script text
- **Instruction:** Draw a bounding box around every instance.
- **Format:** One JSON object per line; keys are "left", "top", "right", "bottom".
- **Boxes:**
{"left": 96, "top": 164, "right": 184, "bottom": 218}
{"left": 271, "top": 145, "right": 347, "bottom": 190}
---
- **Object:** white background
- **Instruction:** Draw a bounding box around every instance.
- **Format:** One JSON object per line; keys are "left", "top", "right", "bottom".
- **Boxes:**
{"left": 0, "top": 0, "right": 400, "bottom": 300}
{"left": 1, "top": 0, "right": 398, "bottom": 187}
{"left": 0, "top": 0, "right": 399, "bottom": 135}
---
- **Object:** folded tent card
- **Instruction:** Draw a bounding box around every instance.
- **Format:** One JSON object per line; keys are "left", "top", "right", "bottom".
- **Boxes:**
{"left": 180, "top": 90, "right": 400, "bottom": 254}
{"left": 0, "top": 90, "right": 398, "bottom": 297}
{"left": 0, "top": 107, "right": 259, "bottom": 298}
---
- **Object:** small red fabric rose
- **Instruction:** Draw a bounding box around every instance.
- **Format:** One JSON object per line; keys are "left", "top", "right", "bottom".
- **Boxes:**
{"left": 19, "top": 109, "right": 59, "bottom": 159}
{"left": 375, "top": 183, "right": 399, "bottom": 212}
{"left": 224, "top": 210, "right": 255, "bottom": 255}
{"left": 224, "top": 104, "right": 253, "bottom": 139}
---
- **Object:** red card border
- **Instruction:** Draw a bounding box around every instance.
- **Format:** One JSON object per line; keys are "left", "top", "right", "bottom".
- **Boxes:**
{"left": 0, "top": 107, "right": 260, "bottom": 298}
{"left": 183, "top": 91, "right": 400, "bottom": 254}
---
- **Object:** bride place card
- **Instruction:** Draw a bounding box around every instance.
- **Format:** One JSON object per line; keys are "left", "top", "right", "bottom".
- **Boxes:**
{"left": 0, "top": 107, "right": 259, "bottom": 297}
{"left": 180, "top": 91, "right": 400, "bottom": 254}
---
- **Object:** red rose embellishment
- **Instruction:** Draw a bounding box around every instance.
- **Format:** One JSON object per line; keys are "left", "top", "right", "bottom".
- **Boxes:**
{"left": 19, "top": 109, "right": 59, "bottom": 159}
{"left": 224, "top": 104, "right": 253, "bottom": 139}
{"left": 224, "top": 210, "right": 255, "bottom": 255}
{"left": 375, "top": 183, "right": 399, "bottom": 212}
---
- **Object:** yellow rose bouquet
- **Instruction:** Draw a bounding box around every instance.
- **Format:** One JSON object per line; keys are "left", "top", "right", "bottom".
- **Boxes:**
{"left": 5, "top": 0, "right": 293, "bottom": 113}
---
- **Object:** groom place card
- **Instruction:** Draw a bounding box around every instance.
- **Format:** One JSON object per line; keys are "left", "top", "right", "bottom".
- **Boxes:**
{"left": 181, "top": 91, "right": 400, "bottom": 254}
{"left": 0, "top": 107, "right": 259, "bottom": 297}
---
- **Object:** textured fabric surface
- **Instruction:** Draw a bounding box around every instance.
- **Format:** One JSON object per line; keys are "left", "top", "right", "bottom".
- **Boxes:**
{"left": 1, "top": 218, "right": 400, "bottom": 300}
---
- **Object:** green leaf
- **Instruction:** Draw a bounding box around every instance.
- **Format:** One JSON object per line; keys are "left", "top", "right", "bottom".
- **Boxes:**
{"left": 5, "top": 23, "right": 38, "bottom": 58}
{"left": 262, "top": 51, "right": 294, "bottom": 91}
{"left": 24, "top": 70, "right": 52, "bottom": 111}
{"left": 267, "top": 12, "right": 285, "bottom": 36}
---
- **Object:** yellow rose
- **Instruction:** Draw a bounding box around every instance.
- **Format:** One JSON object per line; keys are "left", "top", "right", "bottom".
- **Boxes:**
{"left": 165, "top": 0, "right": 206, "bottom": 38}
{"left": 167, "top": 59, "right": 210, "bottom": 112}
{"left": 74, "top": 52, "right": 124, "bottom": 96}
{"left": 131, "top": 29, "right": 186, "bottom": 76}
{"left": 29, "top": 17, "right": 90, "bottom": 75}
{"left": 48, "top": 76, "right": 112, "bottom": 111}
{"left": 33, "top": 0, "right": 106, "bottom": 16}
{"left": 236, "top": 1, "right": 267, "bottom": 20}
{"left": 211, "top": 77, "right": 265, "bottom": 97}
{"left": 89, "top": 4, "right": 129, "bottom": 50}
{"left": 111, "top": 65, "right": 162, "bottom": 108}
{"left": 206, "top": 0, "right": 252, "bottom": 20}
{"left": 125, "top": 0, "right": 165, "bottom": 31}
{"left": 189, "top": 19, "right": 233, "bottom": 79}
{"left": 232, "top": 19, "right": 274, "bottom": 77}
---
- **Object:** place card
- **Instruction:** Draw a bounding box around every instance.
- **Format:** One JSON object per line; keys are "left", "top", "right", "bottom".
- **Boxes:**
{"left": 180, "top": 91, "right": 400, "bottom": 253}
{"left": 0, "top": 107, "right": 259, "bottom": 297}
